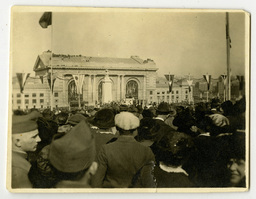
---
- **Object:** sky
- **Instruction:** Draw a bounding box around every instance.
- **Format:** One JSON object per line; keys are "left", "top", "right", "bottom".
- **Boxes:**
{"left": 11, "top": 8, "right": 248, "bottom": 78}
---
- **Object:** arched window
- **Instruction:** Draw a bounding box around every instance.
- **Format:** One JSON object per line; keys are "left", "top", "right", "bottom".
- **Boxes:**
{"left": 68, "top": 80, "right": 83, "bottom": 104}
{"left": 126, "top": 80, "right": 138, "bottom": 99}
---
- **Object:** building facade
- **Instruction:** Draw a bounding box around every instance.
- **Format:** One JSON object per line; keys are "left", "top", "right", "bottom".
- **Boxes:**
{"left": 12, "top": 51, "right": 159, "bottom": 109}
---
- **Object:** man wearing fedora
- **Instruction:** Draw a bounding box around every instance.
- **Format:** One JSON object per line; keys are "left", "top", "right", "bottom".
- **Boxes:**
{"left": 87, "top": 108, "right": 118, "bottom": 154}
{"left": 11, "top": 110, "right": 41, "bottom": 188}
{"left": 153, "top": 102, "right": 177, "bottom": 142}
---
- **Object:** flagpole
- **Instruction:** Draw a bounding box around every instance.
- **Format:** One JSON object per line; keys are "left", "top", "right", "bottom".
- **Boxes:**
{"left": 50, "top": 13, "right": 54, "bottom": 111}
{"left": 226, "top": 12, "right": 231, "bottom": 100}
{"left": 188, "top": 73, "right": 191, "bottom": 105}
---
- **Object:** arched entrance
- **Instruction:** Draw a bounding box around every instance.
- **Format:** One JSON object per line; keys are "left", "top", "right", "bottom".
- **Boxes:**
{"left": 126, "top": 80, "right": 138, "bottom": 99}
{"left": 68, "top": 80, "right": 83, "bottom": 107}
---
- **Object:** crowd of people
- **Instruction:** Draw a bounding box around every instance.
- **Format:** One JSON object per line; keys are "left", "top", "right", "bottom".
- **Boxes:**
{"left": 11, "top": 96, "right": 246, "bottom": 189}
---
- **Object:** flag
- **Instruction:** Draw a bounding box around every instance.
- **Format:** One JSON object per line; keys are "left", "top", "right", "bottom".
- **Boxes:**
{"left": 237, "top": 75, "right": 244, "bottom": 90}
{"left": 40, "top": 76, "right": 44, "bottom": 84}
{"left": 47, "top": 74, "right": 56, "bottom": 93}
{"left": 39, "top": 12, "right": 52, "bottom": 28}
{"left": 164, "top": 74, "right": 174, "bottom": 92}
{"left": 203, "top": 74, "right": 211, "bottom": 91}
{"left": 16, "top": 73, "right": 30, "bottom": 93}
{"left": 187, "top": 80, "right": 193, "bottom": 92}
{"left": 72, "top": 74, "right": 85, "bottom": 94}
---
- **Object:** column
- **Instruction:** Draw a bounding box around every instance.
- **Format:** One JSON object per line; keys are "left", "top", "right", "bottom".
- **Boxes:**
{"left": 121, "top": 75, "right": 125, "bottom": 100}
{"left": 143, "top": 75, "right": 146, "bottom": 106}
{"left": 117, "top": 75, "right": 120, "bottom": 101}
{"left": 92, "top": 75, "right": 97, "bottom": 105}
{"left": 88, "top": 75, "right": 92, "bottom": 105}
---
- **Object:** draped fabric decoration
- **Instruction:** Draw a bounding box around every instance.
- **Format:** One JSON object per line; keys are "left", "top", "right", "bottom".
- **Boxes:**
{"left": 39, "top": 76, "right": 44, "bottom": 84}
{"left": 47, "top": 74, "right": 56, "bottom": 93}
{"left": 72, "top": 74, "right": 85, "bottom": 94}
{"left": 187, "top": 80, "right": 193, "bottom": 92}
{"left": 203, "top": 74, "right": 211, "bottom": 91}
{"left": 164, "top": 74, "right": 174, "bottom": 92}
{"left": 39, "top": 12, "right": 52, "bottom": 28}
{"left": 221, "top": 75, "right": 227, "bottom": 87}
{"left": 237, "top": 75, "right": 244, "bottom": 90}
{"left": 16, "top": 73, "right": 30, "bottom": 93}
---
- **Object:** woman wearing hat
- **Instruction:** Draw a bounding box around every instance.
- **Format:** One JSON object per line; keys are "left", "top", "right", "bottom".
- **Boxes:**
{"left": 91, "top": 112, "right": 155, "bottom": 188}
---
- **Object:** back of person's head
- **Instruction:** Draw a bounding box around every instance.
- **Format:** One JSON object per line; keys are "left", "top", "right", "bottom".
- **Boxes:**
{"left": 142, "top": 109, "right": 154, "bottom": 119}
{"left": 55, "top": 112, "right": 69, "bottom": 126}
{"left": 156, "top": 102, "right": 170, "bottom": 115}
{"left": 156, "top": 132, "right": 194, "bottom": 167}
{"left": 221, "top": 100, "right": 234, "bottom": 116}
{"left": 37, "top": 117, "right": 58, "bottom": 145}
{"left": 137, "top": 118, "right": 159, "bottom": 141}
{"left": 115, "top": 111, "right": 140, "bottom": 135}
{"left": 88, "top": 108, "right": 115, "bottom": 129}
{"left": 42, "top": 109, "right": 54, "bottom": 120}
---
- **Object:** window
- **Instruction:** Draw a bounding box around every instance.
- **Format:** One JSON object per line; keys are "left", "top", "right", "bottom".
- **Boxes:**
{"left": 176, "top": 91, "right": 179, "bottom": 94}
{"left": 150, "top": 91, "right": 153, "bottom": 95}
{"left": 157, "top": 92, "right": 160, "bottom": 95}
{"left": 55, "top": 99, "right": 58, "bottom": 103}
{"left": 16, "top": 93, "right": 21, "bottom": 98}
{"left": 172, "top": 96, "right": 174, "bottom": 99}
{"left": 150, "top": 97, "right": 153, "bottom": 100}
{"left": 17, "top": 100, "right": 21, "bottom": 104}
{"left": 167, "top": 91, "right": 170, "bottom": 94}
{"left": 172, "top": 91, "right": 174, "bottom": 94}
{"left": 18, "top": 106, "right": 20, "bottom": 109}
{"left": 185, "top": 90, "right": 188, "bottom": 94}
{"left": 40, "top": 99, "right": 44, "bottom": 103}
{"left": 186, "top": 95, "right": 188, "bottom": 99}
{"left": 25, "top": 94, "right": 29, "bottom": 97}
{"left": 32, "top": 99, "right": 36, "bottom": 104}
{"left": 25, "top": 99, "right": 29, "bottom": 104}
{"left": 162, "top": 96, "right": 165, "bottom": 101}
{"left": 162, "top": 91, "right": 165, "bottom": 94}
{"left": 41, "top": 105, "right": 43, "bottom": 108}
{"left": 40, "top": 93, "right": 44, "bottom": 97}
{"left": 32, "top": 93, "right": 36, "bottom": 97}
{"left": 54, "top": 92, "right": 58, "bottom": 97}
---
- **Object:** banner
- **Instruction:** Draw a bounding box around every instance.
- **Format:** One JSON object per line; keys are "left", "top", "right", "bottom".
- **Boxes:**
{"left": 39, "top": 12, "right": 52, "bottom": 28}
{"left": 237, "top": 75, "right": 244, "bottom": 90}
{"left": 203, "top": 74, "right": 211, "bottom": 91}
{"left": 72, "top": 74, "right": 85, "bottom": 94}
{"left": 40, "top": 76, "right": 44, "bottom": 84}
{"left": 16, "top": 73, "right": 30, "bottom": 93}
{"left": 47, "top": 74, "right": 56, "bottom": 93}
{"left": 187, "top": 80, "right": 193, "bottom": 92}
{"left": 221, "top": 75, "right": 227, "bottom": 87}
{"left": 164, "top": 74, "right": 174, "bottom": 92}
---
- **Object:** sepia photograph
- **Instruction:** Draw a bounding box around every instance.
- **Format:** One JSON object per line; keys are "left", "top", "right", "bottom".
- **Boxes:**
{"left": 7, "top": 6, "right": 250, "bottom": 193}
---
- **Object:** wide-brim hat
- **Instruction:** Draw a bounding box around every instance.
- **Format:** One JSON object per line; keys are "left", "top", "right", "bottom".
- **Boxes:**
{"left": 88, "top": 108, "right": 115, "bottom": 129}
{"left": 156, "top": 102, "right": 171, "bottom": 114}
{"left": 49, "top": 120, "right": 95, "bottom": 173}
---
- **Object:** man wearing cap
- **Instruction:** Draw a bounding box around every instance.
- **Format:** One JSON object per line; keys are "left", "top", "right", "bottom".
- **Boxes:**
{"left": 11, "top": 111, "right": 41, "bottom": 188}
{"left": 91, "top": 112, "right": 155, "bottom": 188}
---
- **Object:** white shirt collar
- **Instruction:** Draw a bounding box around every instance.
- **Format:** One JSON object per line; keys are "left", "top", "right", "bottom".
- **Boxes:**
{"left": 159, "top": 162, "right": 189, "bottom": 176}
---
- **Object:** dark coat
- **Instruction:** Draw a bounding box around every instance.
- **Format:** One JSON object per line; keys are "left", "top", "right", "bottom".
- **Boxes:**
{"left": 91, "top": 136, "right": 155, "bottom": 188}
{"left": 154, "top": 165, "right": 194, "bottom": 187}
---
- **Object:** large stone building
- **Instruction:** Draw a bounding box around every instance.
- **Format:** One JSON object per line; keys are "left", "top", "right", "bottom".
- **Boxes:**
{"left": 32, "top": 51, "right": 158, "bottom": 107}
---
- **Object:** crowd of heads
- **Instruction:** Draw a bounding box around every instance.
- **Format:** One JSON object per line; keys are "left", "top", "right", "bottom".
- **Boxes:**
{"left": 11, "top": 96, "right": 246, "bottom": 188}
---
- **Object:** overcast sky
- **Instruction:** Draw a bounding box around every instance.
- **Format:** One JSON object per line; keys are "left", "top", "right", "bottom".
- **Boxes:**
{"left": 11, "top": 8, "right": 248, "bottom": 78}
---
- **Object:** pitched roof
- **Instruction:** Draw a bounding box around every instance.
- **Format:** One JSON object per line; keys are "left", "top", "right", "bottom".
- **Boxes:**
{"left": 34, "top": 51, "right": 157, "bottom": 71}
